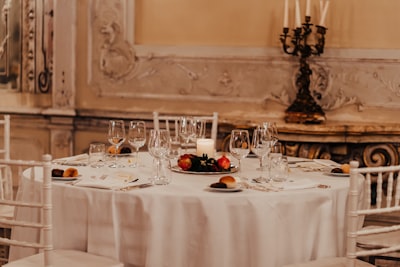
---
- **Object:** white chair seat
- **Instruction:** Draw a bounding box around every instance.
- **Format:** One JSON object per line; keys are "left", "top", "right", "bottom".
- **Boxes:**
{"left": 284, "top": 161, "right": 400, "bottom": 267}
{"left": 0, "top": 155, "right": 124, "bottom": 266}
{"left": 283, "top": 257, "right": 374, "bottom": 267}
{"left": 4, "top": 249, "right": 123, "bottom": 267}
{"left": 0, "top": 205, "right": 14, "bottom": 220}
{"left": 357, "top": 225, "right": 400, "bottom": 249}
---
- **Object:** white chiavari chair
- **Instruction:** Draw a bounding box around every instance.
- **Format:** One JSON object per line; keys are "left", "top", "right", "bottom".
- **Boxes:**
{"left": 283, "top": 160, "right": 400, "bottom": 267}
{"left": 0, "top": 155, "right": 124, "bottom": 267}
{"left": 0, "top": 115, "right": 12, "bottom": 264}
{"left": 153, "top": 111, "right": 219, "bottom": 148}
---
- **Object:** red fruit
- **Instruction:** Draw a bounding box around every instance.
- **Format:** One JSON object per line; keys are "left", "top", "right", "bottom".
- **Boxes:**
{"left": 217, "top": 155, "right": 231, "bottom": 170}
{"left": 178, "top": 154, "right": 193, "bottom": 171}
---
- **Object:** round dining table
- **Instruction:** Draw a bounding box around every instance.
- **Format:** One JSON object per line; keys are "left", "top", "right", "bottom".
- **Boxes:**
{"left": 10, "top": 152, "right": 361, "bottom": 267}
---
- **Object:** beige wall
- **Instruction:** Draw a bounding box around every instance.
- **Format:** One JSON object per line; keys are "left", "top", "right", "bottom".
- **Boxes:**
{"left": 4, "top": 0, "right": 400, "bottom": 159}
{"left": 134, "top": 0, "right": 400, "bottom": 49}
{"left": 73, "top": 0, "right": 400, "bottom": 125}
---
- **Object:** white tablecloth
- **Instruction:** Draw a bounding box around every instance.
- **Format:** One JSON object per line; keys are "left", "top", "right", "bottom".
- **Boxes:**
{"left": 10, "top": 153, "right": 361, "bottom": 267}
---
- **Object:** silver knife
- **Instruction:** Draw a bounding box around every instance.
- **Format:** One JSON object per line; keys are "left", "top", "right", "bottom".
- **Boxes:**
{"left": 119, "top": 183, "right": 152, "bottom": 191}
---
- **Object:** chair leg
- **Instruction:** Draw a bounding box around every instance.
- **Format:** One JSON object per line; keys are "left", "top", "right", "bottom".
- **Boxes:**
{"left": 368, "top": 256, "right": 376, "bottom": 265}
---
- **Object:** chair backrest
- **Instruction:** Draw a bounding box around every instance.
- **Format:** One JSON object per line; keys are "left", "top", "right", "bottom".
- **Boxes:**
{"left": 0, "top": 154, "right": 53, "bottom": 266}
{"left": 153, "top": 112, "right": 219, "bottom": 147}
{"left": 347, "top": 161, "right": 400, "bottom": 265}
{"left": 0, "top": 115, "right": 12, "bottom": 201}
{"left": 0, "top": 115, "right": 10, "bottom": 160}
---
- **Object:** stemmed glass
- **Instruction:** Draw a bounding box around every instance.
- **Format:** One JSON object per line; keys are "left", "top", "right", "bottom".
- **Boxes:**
{"left": 148, "top": 129, "right": 170, "bottom": 185}
{"left": 251, "top": 127, "right": 272, "bottom": 181}
{"left": 229, "top": 129, "right": 250, "bottom": 177}
{"left": 190, "top": 118, "right": 205, "bottom": 143}
{"left": 127, "top": 121, "right": 146, "bottom": 167}
{"left": 107, "top": 120, "right": 126, "bottom": 168}
{"left": 167, "top": 132, "right": 182, "bottom": 163}
{"left": 263, "top": 121, "right": 279, "bottom": 146}
{"left": 179, "top": 117, "right": 195, "bottom": 152}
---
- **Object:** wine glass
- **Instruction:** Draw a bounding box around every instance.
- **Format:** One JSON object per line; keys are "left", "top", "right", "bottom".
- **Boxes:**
{"left": 148, "top": 129, "right": 170, "bottom": 185}
{"left": 190, "top": 118, "right": 205, "bottom": 143}
{"left": 263, "top": 121, "right": 279, "bottom": 146}
{"left": 167, "top": 132, "right": 182, "bottom": 162}
{"left": 107, "top": 120, "right": 126, "bottom": 168}
{"left": 127, "top": 121, "right": 146, "bottom": 167}
{"left": 251, "top": 127, "right": 271, "bottom": 181}
{"left": 179, "top": 117, "right": 195, "bottom": 152}
{"left": 229, "top": 129, "right": 250, "bottom": 177}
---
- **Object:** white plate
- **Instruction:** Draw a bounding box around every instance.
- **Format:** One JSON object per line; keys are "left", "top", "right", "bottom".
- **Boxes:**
{"left": 52, "top": 176, "right": 80, "bottom": 181}
{"left": 323, "top": 172, "right": 349, "bottom": 177}
{"left": 171, "top": 165, "right": 238, "bottom": 175}
{"left": 207, "top": 186, "right": 242, "bottom": 192}
{"left": 107, "top": 153, "right": 134, "bottom": 158}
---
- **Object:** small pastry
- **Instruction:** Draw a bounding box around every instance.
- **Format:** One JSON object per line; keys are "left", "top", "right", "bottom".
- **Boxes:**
{"left": 219, "top": 175, "right": 237, "bottom": 189}
{"left": 341, "top": 164, "right": 350, "bottom": 174}
{"left": 331, "top": 168, "right": 343, "bottom": 173}
{"left": 51, "top": 169, "right": 64, "bottom": 177}
{"left": 63, "top": 167, "right": 79, "bottom": 177}
{"left": 210, "top": 182, "right": 227, "bottom": 189}
{"left": 120, "top": 147, "right": 132, "bottom": 154}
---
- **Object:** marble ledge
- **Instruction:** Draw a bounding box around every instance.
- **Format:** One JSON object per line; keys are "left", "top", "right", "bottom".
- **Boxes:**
{"left": 277, "top": 122, "right": 400, "bottom": 143}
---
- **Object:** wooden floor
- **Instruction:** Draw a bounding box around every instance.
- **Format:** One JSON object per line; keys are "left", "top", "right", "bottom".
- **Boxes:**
{"left": 375, "top": 259, "right": 400, "bottom": 267}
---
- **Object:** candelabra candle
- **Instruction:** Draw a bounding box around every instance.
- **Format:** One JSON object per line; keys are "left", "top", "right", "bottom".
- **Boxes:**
{"left": 280, "top": 16, "right": 328, "bottom": 124}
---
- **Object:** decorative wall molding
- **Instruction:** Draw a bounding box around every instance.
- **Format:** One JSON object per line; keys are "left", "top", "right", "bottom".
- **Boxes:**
{"left": 86, "top": 1, "right": 400, "bottom": 114}
{"left": 21, "top": 0, "right": 36, "bottom": 93}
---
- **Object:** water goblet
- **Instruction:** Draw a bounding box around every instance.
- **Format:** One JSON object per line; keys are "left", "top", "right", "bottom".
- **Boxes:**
{"left": 179, "top": 116, "right": 195, "bottom": 152}
{"left": 107, "top": 120, "right": 126, "bottom": 168}
{"left": 89, "top": 142, "right": 106, "bottom": 168}
{"left": 167, "top": 133, "right": 182, "bottom": 162}
{"left": 128, "top": 120, "right": 146, "bottom": 167}
{"left": 190, "top": 118, "right": 205, "bottom": 143}
{"left": 251, "top": 127, "right": 271, "bottom": 181}
{"left": 269, "top": 153, "right": 289, "bottom": 182}
{"left": 148, "top": 129, "right": 171, "bottom": 185}
{"left": 229, "top": 129, "right": 250, "bottom": 177}
{"left": 263, "top": 121, "right": 279, "bottom": 146}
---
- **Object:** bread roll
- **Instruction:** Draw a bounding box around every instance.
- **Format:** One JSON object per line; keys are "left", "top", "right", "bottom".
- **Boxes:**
{"left": 219, "top": 175, "right": 237, "bottom": 189}
{"left": 341, "top": 164, "right": 350, "bottom": 174}
{"left": 52, "top": 169, "right": 64, "bottom": 177}
{"left": 107, "top": 145, "right": 121, "bottom": 154}
{"left": 63, "top": 167, "right": 79, "bottom": 177}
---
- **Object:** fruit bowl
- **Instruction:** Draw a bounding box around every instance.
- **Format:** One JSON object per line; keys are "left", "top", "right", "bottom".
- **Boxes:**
{"left": 174, "top": 154, "right": 236, "bottom": 174}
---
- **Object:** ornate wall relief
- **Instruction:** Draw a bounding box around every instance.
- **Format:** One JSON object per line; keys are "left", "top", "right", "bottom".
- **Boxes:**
{"left": 86, "top": 0, "right": 400, "bottom": 114}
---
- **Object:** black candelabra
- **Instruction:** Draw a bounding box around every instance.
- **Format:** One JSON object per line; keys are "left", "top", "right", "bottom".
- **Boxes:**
{"left": 280, "top": 16, "right": 327, "bottom": 124}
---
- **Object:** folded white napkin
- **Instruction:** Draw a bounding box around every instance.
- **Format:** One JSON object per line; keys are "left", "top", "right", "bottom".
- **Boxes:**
{"left": 279, "top": 179, "right": 318, "bottom": 190}
{"left": 313, "top": 159, "right": 340, "bottom": 167}
{"left": 294, "top": 159, "right": 340, "bottom": 172}
{"left": 53, "top": 154, "right": 89, "bottom": 166}
{"left": 75, "top": 172, "right": 138, "bottom": 190}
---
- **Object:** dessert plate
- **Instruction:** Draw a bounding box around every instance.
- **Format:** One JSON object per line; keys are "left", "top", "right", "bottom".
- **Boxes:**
{"left": 52, "top": 176, "right": 80, "bottom": 181}
{"left": 323, "top": 172, "right": 349, "bottom": 177}
{"left": 206, "top": 185, "right": 242, "bottom": 192}
{"left": 171, "top": 165, "right": 238, "bottom": 175}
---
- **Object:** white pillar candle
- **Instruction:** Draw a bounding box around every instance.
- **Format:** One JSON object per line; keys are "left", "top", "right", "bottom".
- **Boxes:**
{"left": 295, "top": 0, "right": 301, "bottom": 28}
{"left": 319, "top": 0, "right": 324, "bottom": 16}
{"left": 283, "top": 0, "right": 289, "bottom": 28}
{"left": 319, "top": 0, "right": 329, "bottom": 26}
{"left": 306, "top": 0, "right": 311, "bottom": 17}
{"left": 196, "top": 138, "right": 215, "bottom": 158}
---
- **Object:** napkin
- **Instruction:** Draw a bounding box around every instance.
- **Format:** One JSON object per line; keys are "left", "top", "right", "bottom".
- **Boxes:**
{"left": 74, "top": 172, "right": 139, "bottom": 190}
{"left": 279, "top": 179, "right": 318, "bottom": 190}
{"left": 53, "top": 154, "right": 89, "bottom": 166}
{"left": 313, "top": 159, "right": 340, "bottom": 167}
